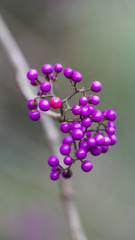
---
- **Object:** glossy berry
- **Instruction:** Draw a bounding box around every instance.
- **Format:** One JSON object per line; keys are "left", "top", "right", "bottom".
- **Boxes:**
{"left": 50, "top": 171, "right": 59, "bottom": 180}
{"left": 30, "top": 80, "right": 37, "bottom": 86}
{"left": 48, "top": 156, "right": 59, "bottom": 167}
{"left": 64, "top": 156, "right": 73, "bottom": 165}
{"left": 87, "top": 105, "right": 95, "bottom": 114}
{"left": 89, "top": 95, "right": 100, "bottom": 105}
{"left": 71, "top": 122, "right": 82, "bottom": 130}
{"left": 80, "top": 106, "right": 91, "bottom": 117}
{"left": 42, "top": 64, "right": 53, "bottom": 74}
{"left": 91, "top": 81, "right": 102, "bottom": 92}
{"left": 60, "top": 122, "right": 70, "bottom": 133}
{"left": 72, "top": 71, "right": 82, "bottom": 82}
{"left": 102, "top": 146, "right": 109, "bottom": 153}
{"left": 106, "top": 127, "right": 115, "bottom": 135}
{"left": 29, "top": 110, "right": 40, "bottom": 121}
{"left": 76, "top": 148, "right": 87, "bottom": 159}
{"left": 62, "top": 136, "right": 73, "bottom": 145}
{"left": 94, "top": 134, "right": 104, "bottom": 146}
{"left": 102, "top": 110, "right": 107, "bottom": 116}
{"left": 86, "top": 131, "right": 92, "bottom": 138}
{"left": 87, "top": 137, "right": 96, "bottom": 147}
{"left": 27, "top": 99, "right": 37, "bottom": 110}
{"left": 71, "top": 129, "right": 84, "bottom": 140}
{"left": 40, "top": 81, "right": 51, "bottom": 92}
{"left": 79, "top": 140, "right": 90, "bottom": 152}
{"left": 72, "top": 105, "right": 81, "bottom": 115}
{"left": 39, "top": 99, "right": 50, "bottom": 111}
{"left": 81, "top": 160, "right": 93, "bottom": 172}
{"left": 106, "top": 110, "right": 117, "bottom": 121}
{"left": 109, "top": 135, "right": 117, "bottom": 145}
{"left": 108, "top": 121, "right": 116, "bottom": 129}
{"left": 62, "top": 169, "right": 72, "bottom": 178}
{"left": 60, "top": 144, "right": 71, "bottom": 155}
{"left": 64, "top": 68, "right": 73, "bottom": 78}
{"left": 27, "top": 69, "right": 38, "bottom": 80}
{"left": 82, "top": 117, "right": 92, "bottom": 127}
{"left": 90, "top": 146, "right": 102, "bottom": 156}
{"left": 104, "top": 136, "right": 111, "bottom": 146}
{"left": 92, "top": 110, "right": 103, "bottom": 122}
{"left": 79, "top": 96, "right": 88, "bottom": 106}
{"left": 54, "top": 63, "right": 63, "bottom": 72}
{"left": 50, "top": 97, "right": 62, "bottom": 109}
{"left": 49, "top": 73, "right": 55, "bottom": 80}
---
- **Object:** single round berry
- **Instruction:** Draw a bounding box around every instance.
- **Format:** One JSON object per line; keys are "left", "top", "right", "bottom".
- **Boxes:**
{"left": 106, "top": 127, "right": 116, "bottom": 135}
{"left": 79, "top": 140, "right": 90, "bottom": 152}
{"left": 27, "top": 69, "right": 38, "bottom": 80}
{"left": 87, "top": 137, "right": 96, "bottom": 147}
{"left": 50, "top": 97, "right": 62, "bottom": 109}
{"left": 104, "top": 136, "right": 111, "bottom": 146}
{"left": 54, "top": 63, "right": 63, "bottom": 72}
{"left": 48, "top": 156, "right": 59, "bottom": 167}
{"left": 76, "top": 148, "right": 87, "bottom": 159}
{"left": 80, "top": 106, "right": 91, "bottom": 117}
{"left": 102, "top": 110, "right": 107, "bottom": 116}
{"left": 92, "top": 110, "right": 103, "bottom": 122}
{"left": 29, "top": 110, "right": 40, "bottom": 121}
{"left": 106, "top": 110, "right": 117, "bottom": 121}
{"left": 40, "top": 81, "right": 51, "bottom": 92}
{"left": 62, "top": 136, "right": 73, "bottom": 145}
{"left": 108, "top": 121, "right": 116, "bottom": 129}
{"left": 82, "top": 117, "right": 92, "bottom": 127}
{"left": 64, "top": 68, "right": 73, "bottom": 78}
{"left": 60, "top": 144, "right": 71, "bottom": 155}
{"left": 42, "top": 64, "right": 53, "bottom": 74}
{"left": 89, "top": 95, "right": 100, "bottom": 105}
{"left": 86, "top": 131, "right": 92, "bottom": 138}
{"left": 62, "top": 169, "right": 72, "bottom": 178}
{"left": 39, "top": 99, "right": 50, "bottom": 111}
{"left": 50, "top": 171, "right": 59, "bottom": 181}
{"left": 27, "top": 99, "right": 37, "bottom": 110}
{"left": 102, "top": 146, "right": 109, "bottom": 153}
{"left": 87, "top": 105, "right": 95, "bottom": 114}
{"left": 30, "top": 80, "right": 37, "bottom": 86}
{"left": 49, "top": 73, "right": 55, "bottom": 80}
{"left": 60, "top": 122, "right": 71, "bottom": 133}
{"left": 71, "top": 122, "right": 82, "bottom": 130}
{"left": 72, "top": 105, "right": 81, "bottom": 115}
{"left": 72, "top": 71, "right": 82, "bottom": 82}
{"left": 109, "top": 135, "right": 117, "bottom": 145}
{"left": 94, "top": 134, "right": 104, "bottom": 146}
{"left": 91, "top": 81, "right": 102, "bottom": 92}
{"left": 64, "top": 156, "right": 73, "bottom": 165}
{"left": 71, "top": 129, "right": 84, "bottom": 140}
{"left": 90, "top": 146, "right": 102, "bottom": 156}
{"left": 81, "top": 160, "right": 93, "bottom": 172}
{"left": 79, "top": 96, "right": 88, "bottom": 106}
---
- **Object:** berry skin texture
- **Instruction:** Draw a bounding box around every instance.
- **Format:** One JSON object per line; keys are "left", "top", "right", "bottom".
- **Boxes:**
{"left": 81, "top": 160, "right": 93, "bottom": 172}
{"left": 40, "top": 81, "right": 51, "bottom": 92}
{"left": 90, "top": 146, "right": 102, "bottom": 156}
{"left": 72, "top": 71, "right": 82, "bottom": 82}
{"left": 50, "top": 97, "right": 62, "bottom": 109}
{"left": 87, "top": 105, "right": 95, "bottom": 114}
{"left": 71, "top": 122, "right": 82, "bottom": 130}
{"left": 60, "top": 122, "right": 71, "bottom": 133}
{"left": 27, "top": 69, "right": 38, "bottom": 80}
{"left": 109, "top": 135, "right": 117, "bottom": 145}
{"left": 80, "top": 106, "right": 91, "bottom": 117}
{"left": 72, "top": 105, "right": 81, "bottom": 115}
{"left": 71, "top": 129, "right": 84, "bottom": 140}
{"left": 106, "top": 110, "right": 117, "bottom": 121}
{"left": 62, "top": 136, "right": 73, "bottom": 145}
{"left": 87, "top": 137, "right": 96, "bottom": 147}
{"left": 82, "top": 117, "right": 92, "bottom": 127}
{"left": 39, "top": 99, "right": 50, "bottom": 111}
{"left": 104, "top": 136, "right": 111, "bottom": 146}
{"left": 102, "top": 146, "right": 109, "bottom": 153}
{"left": 92, "top": 110, "right": 103, "bottom": 122}
{"left": 108, "top": 121, "right": 116, "bottom": 129}
{"left": 54, "top": 63, "right": 63, "bottom": 72}
{"left": 64, "top": 68, "right": 73, "bottom": 78}
{"left": 50, "top": 171, "right": 59, "bottom": 181}
{"left": 76, "top": 148, "right": 87, "bottom": 159}
{"left": 89, "top": 95, "right": 100, "bottom": 105}
{"left": 29, "top": 110, "right": 40, "bottom": 121}
{"left": 79, "top": 140, "right": 90, "bottom": 152}
{"left": 42, "top": 64, "right": 53, "bottom": 74}
{"left": 91, "top": 81, "right": 102, "bottom": 92}
{"left": 48, "top": 156, "right": 59, "bottom": 167}
{"left": 79, "top": 96, "right": 88, "bottom": 106}
{"left": 27, "top": 99, "right": 37, "bottom": 110}
{"left": 64, "top": 156, "right": 73, "bottom": 165}
{"left": 60, "top": 144, "right": 71, "bottom": 155}
{"left": 94, "top": 134, "right": 104, "bottom": 146}
{"left": 49, "top": 73, "right": 54, "bottom": 80}
{"left": 106, "top": 127, "right": 115, "bottom": 135}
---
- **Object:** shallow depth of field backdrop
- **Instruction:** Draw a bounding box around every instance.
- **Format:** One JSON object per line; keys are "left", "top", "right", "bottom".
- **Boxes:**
{"left": 0, "top": 0, "right": 135, "bottom": 240}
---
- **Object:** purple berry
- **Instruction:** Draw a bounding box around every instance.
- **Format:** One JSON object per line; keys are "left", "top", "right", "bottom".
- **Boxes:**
{"left": 39, "top": 99, "right": 50, "bottom": 111}
{"left": 90, "top": 146, "right": 102, "bottom": 156}
{"left": 86, "top": 131, "right": 92, "bottom": 138}
{"left": 30, "top": 80, "right": 37, "bottom": 86}
{"left": 87, "top": 137, "right": 96, "bottom": 147}
{"left": 40, "top": 81, "right": 51, "bottom": 92}
{"left": 106, "top": 110, "right": 117, "bottom": 121}
{"left": 54, "top": 63, "right": 63, "bottom": 72}
{"left": 79, "top": 140, "right": 90, "bottom": 152}
{"left": 72, "top": 71, "right": 82, "bottom": 82}
{"left": 60, "top": 122, "right": 71, "bottom": 133}
{"left": 91, "top": 81, "right": 102, "bottom": 92}
{"left": 64, "top": 68, "right": 73, "bottom": 78}
{"left": 71, "top": 129, "right": 84, "bottom": 140}
{"left": 88, "top": 95, "right": 100, "bottom": 105}
{"left": 60, "top": 144, "right": 71, "bottom": 155}
{"left": 109, "top": 135, "right": 117, "bottom": 145}
{"left": 42, "top": 64, "right": 53, "bottom": 74}
{"left": 50, "top": 171, "right": 59, "bottom": 181}
{"left": 62, "top": 136, "right": 73, "bottom": 145}
{"left": 92, "top": 110, "right": 103, "bottom": 122}
{"left": 104, "top": 136, "right": 111, "bottom": 146}
{"left": 27, "top": 69, "right": 38, "bottom": 80}
{"left": 62, "top": 169, "right": 72, "bottom": 178}
{"left": 82, "top": 117, "right": 92, "bottom": 127}
{"left": 108, "top": 121, "right": 116, "bottom": 129}
{"left": 79, "top": 96, "right": 88, "bottom": 106}
{"left": 48, "top": 156, "right": 59, "bottom": 167}
{"left": 94, "top": 134, "right": 104, "bottom": 145}
{"left": 29, "top": 110, "right": 40, "bottom": 121}
{"left": 87, "top": 105, "right": 95, "bottom": 114}
{"left": 106, "top": 127, "right": 115, "bottom": 135}
{"left": 81, "top": 160, "right": 93, "bottom": 172}
{"left": 102, "top": 110, "right": 107, "bottom": 116}
{"left": 72, "top": 105, "right": 81, "bottom": 115}
{"left": 71, "top": 122, "right": 82, "bottom": 130}
{"left": 102, "top": 146, "right": 109, "bottom": 153}
{"left": 80, "top": 106, "right": 91, "bottom": 117}
{"left": 49, "top": 73, "right": 55, "bottom": 80}
{"left": 27, "top": 99, "right": 37, "bottom": 110}
{"left": 76, "top": 148, "right": 87, "bottom": 159}
{"left": 64, "top": 156, "right": 73, "bottom": 165}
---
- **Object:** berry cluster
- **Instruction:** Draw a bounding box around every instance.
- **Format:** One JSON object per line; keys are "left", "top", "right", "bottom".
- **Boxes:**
{"left": 27, "top": 63, "right": 117, "bottom": 181}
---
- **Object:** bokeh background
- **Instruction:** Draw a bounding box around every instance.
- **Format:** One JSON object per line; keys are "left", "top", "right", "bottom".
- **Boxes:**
{"left": 0, "top": 0, "right": 135, "bottom": 240}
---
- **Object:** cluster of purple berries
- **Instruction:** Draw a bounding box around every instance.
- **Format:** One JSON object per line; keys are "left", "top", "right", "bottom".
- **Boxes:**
{"left": 26, "top": 63, "right": 117, "bottom": 181}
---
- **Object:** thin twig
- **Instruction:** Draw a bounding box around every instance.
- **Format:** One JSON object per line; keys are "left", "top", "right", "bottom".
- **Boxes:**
{"left": 0, "top": 15, "right": 88, "bottom": 240}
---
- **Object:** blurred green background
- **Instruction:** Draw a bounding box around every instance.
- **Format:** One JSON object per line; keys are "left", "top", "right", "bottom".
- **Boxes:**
{"left": 0, "top": 0, "right": 135, "bottom": 239}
